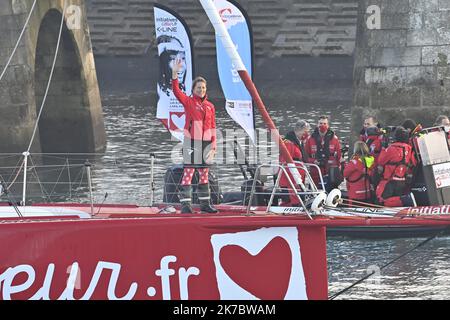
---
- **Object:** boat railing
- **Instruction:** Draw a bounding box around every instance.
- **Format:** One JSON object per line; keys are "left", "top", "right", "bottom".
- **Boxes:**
{"left": 0, "top": 151, "right": 262, "bottom": 207}
{"left": 245, "top": 162, "right": 328, "bottom": 218}
{"left": 0, "top": 151, "right": 329, "bottom": 214}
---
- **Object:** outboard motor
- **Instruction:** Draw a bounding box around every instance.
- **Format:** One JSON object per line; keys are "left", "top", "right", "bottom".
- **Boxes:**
{"left": 163, "top": 165, "right": 222, "bottom": 204}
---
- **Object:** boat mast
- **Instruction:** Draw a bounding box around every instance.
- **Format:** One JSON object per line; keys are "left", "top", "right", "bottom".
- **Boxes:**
{"left": 199, "top": 0, "right": 306, "bottom": 191}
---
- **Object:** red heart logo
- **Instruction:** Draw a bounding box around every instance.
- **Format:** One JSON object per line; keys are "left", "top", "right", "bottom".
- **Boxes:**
{"left": 219, "top": 237, "right": 292, "bottom": 300}
{"left": 169, "top": 112, "right": 185, "bottom": 131}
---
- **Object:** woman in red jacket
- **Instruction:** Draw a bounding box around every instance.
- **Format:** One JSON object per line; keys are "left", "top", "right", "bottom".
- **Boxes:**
{"left": 360, "top": 126, "right": 383, "bottom": 164}
{"left": 172, "top": 58, "right": 218, "bottom": 214}
{"left": 376, "top": 127, "right": 417, "bottom": 207}
{"left": 344, "top": 141, "right": 375, "bottom": 204}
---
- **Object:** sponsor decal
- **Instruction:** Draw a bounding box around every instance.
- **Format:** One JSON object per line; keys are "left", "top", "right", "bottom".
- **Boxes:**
{"left": 405, "top": 206, "right": 450, "bottom": 216}
{"left": 0, "top": 226, "right": 310, "bottom": 300}
{"left": 433, "top": 163, "right": 450, "bottom": 189}
{"left": 0, "top": 258, "right": 199, "bottom": 300}
{"left": 211, "top": 227, "right": 307, "bottom": 300}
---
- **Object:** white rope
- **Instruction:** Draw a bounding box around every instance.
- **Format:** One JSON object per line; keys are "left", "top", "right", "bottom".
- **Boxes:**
{"left": 0, "top": 0, "right": 37, "bottom": 83}
{"left": 27, "top": 0, "right": 68, "bottom": 152}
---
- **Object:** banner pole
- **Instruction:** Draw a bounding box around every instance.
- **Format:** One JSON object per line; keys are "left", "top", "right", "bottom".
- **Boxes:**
{"left": 199, "top": 0, "right": 306, "bottom": 191}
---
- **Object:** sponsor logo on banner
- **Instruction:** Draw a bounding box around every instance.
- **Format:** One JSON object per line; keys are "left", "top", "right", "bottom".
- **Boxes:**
{"left": 169, "top": 112, "right": 186, "bottom": 132}
{"left": 211, "top": 227, "right": 308, "bottom": 300}
{"left": 433, "top": 162, "right": 450, "bottom": 189}
{"left": 154, "top": 6, "right": 193, "bottom": 141}
{"left": 214, "top": 0, "right": 256, "bottom": 143}
{"left": 218, "top": 6, "right": 245, "bottom": 26}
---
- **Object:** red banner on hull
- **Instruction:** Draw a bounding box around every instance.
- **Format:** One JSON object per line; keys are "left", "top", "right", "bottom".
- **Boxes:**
{"left": 0, "top": 216, "right": 328, "bottom": 300}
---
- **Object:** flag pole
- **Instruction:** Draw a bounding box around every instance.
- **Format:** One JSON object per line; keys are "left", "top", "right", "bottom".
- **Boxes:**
{"left": 199, "top": 0, "right": 306, "bottom": 191}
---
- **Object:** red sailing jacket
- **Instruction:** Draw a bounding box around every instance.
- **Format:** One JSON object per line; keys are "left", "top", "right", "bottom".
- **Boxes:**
{"left": 344, "top": 156, "right": 374, "bottom": 200}
{"left": 305, "top": 129, "right": 342, "bottom": 175}
{"left": 377, "top": 142, "right": 417, "bottom": 181}
{"left": 172, "top": 79, "right": 217, "bottom": 149}
{"left": 360, "top": 134, "right": 383, "bottom": 162}
{"left": 279, "top": 139, "right": 305, "bottom": 187}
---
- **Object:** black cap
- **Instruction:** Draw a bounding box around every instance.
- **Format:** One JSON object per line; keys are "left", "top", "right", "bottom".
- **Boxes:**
{"left": 402, "top": 119, "right": 417, "bottom": 132}
{"left": 394, "top": 126, "right": 410, "bottom": 143}
{"left": 365, "top": 126, "right": 380, "bottom": 136}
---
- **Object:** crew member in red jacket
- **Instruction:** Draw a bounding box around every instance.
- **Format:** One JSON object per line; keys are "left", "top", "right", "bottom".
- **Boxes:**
{"left": 278, "top": 121, "right": 310, "bottom": 206}
{"left": 376, "top": 127, "right": 417, "bottom": 207}
{"left": 305, "top": 116, "right": 342, "bottom": 192}
{"left": 359, "top": 116, "right": 383, "bottom": 162}
{"left": 359, "top": 116, "right": 379, "bottom": 141}
{"left": 344, "top": 141, "right": 375, "bottom": 204}
{"left": 172, "top": 58, "right": 218, "bottom": 214}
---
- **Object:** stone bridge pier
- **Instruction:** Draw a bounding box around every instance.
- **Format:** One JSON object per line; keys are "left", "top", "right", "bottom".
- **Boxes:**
{"left": 353, "top": 0, "right": 450, "bottom": 139}
{"left": 0, "top": 0, "right": 106, "bottom": 154}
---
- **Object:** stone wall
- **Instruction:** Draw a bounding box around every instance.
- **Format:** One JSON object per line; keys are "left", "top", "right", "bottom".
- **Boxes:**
{"left": 0, "top": 0, "right": 106, "bottom": 154}
{"left": 85, "top": 0, "right": 357, "bottom": 104}
{"left": 353, "top": 0, "right": 450, "bottom": 140}
{"left": 86, "top": 0, "right": 358, "bottom": 57}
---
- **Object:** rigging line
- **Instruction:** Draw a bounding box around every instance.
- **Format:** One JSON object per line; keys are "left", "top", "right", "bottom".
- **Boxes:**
{"left": 29, "top": 169, "right": 51, "bottom": 202}
{"left": 66, "top": 166, "right": 84, "bottom": 200}
{"left": 27, "top": 0, "right": 67, "bottom": 153}
{"left": 5, "top": 156, "right": 23, "bottom": 181}
{"left": 340, "top": 198, "right": 403, "bottom": 212}
{"left": 322, "top": 206, "right": 384, "bottom": 220}
{"left": 0, "top": 0, "right": 37, "bottom": 82}
{"left": 323, "top": 205, "right": 404, "bottom": 219}
{"left": 339, "top": 201, "right": 403, "bottom": 215}
{"left": 333, "top": 204, "right": 400, "bottom": 216}
{"left": 328, "top": 225, "right": 450, "bottom": 300}
{"left": 29, "top": 156, "right": 52, "bottom": 202}
{"left": 76, "top": 168, "right": 86, "bottom": 195}
{"left": 0, "top": 175, "right": 23, "bottom": 217}
{"left": 6, "top": 161, "right": 25, "bottom": 191}
{"left": 48, "top": 159, "right": 68, "bottom": 198}
{"left": 67, "top": 158, "right": 72, "bottom": 200}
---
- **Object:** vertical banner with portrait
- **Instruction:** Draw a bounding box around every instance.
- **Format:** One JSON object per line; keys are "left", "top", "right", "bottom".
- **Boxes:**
{"left": 154, "top": 4, "right": 194, "bottom": 142}
{"left": 213, "top": 0, "right": 256, "bottom": 143}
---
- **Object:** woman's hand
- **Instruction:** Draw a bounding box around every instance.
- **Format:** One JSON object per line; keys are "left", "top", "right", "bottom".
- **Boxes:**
{"left": 171, "top": 57, "right": 184, "bottom": 80}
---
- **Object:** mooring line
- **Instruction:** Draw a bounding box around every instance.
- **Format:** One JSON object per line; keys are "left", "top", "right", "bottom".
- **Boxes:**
{"left": 328, "top": 226, "right": 450, "bottom": 300}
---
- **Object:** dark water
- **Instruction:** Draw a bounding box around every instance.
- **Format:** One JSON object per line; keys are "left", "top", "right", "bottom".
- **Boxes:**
{"left": 99, "top": 102, "right": 450, "bottom": 300}
{"left": 2, "top": 99, "right": 449, "bottom": 300}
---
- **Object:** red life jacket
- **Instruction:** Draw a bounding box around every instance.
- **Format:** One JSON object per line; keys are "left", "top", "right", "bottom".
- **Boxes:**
{"left": 172, "top": 79, "right": 217, "bottom": 149}
{"left": 365, "top": 135, "right": 383, "bottom": 161}
{"left": 377, "top": 142, "right": 416, "bottom": 181}
{"left": 279, "top": 139, "right": 305, "bottom": 187}
{"left": 305, "top": 129, "right": 342, "bottom": 171}
{"left": 344, "top": 156, "right": 374, "bottom": 200}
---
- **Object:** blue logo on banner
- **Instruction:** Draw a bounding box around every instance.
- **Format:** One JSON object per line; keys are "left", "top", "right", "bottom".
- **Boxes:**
{"left": 216, "top": 22, "right": 252, "bottom": 100}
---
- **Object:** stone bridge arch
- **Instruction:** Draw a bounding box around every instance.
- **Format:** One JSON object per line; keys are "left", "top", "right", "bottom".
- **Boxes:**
{"left": 0, "top": 0, "right": 106, "bottom": 154}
